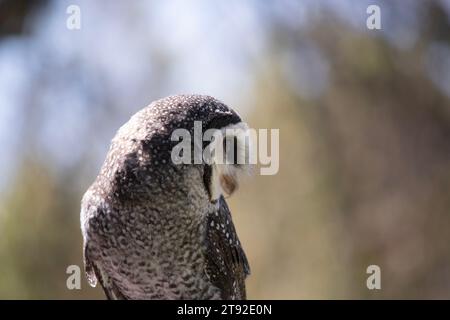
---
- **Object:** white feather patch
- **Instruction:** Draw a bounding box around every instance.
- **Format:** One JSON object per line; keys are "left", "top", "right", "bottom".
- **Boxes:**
{"left": 208, "top": 122, "right": 252, "bottom": 200}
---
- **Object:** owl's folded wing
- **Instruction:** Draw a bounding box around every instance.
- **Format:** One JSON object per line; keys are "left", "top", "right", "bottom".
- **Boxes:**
{"left": 204, "top": 196, "right": 250, "bottom": 299}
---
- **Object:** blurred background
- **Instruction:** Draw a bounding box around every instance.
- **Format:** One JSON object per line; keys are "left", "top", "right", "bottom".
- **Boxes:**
{"left": 1, "top": 0, "right": 450, "bottom": 299}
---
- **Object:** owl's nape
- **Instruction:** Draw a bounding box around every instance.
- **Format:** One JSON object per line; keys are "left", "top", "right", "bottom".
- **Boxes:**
{"left": 81, "top": 94, "right": 250, "bottom": 300}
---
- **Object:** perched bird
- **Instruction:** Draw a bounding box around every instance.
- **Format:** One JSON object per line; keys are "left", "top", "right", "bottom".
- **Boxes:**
{"left": 80, "top": 94, "right": 250, "bottom": 299}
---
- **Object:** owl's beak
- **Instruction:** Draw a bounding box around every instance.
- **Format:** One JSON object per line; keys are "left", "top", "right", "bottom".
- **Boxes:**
{"left": 220, "top": 173, "right": 238, "bottom": 197}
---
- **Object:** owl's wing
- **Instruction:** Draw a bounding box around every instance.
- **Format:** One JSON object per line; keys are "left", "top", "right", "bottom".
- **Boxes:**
{"left": 204, "top": 196, "right": 250, "bottom": 299}
{"left": 81, "top": 200, "right": 129, "bottom": 300}
{"left": 83, "top": 241, "right": 129, "bottom": 300}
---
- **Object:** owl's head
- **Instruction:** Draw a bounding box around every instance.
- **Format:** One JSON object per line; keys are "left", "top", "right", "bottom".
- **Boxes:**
{"left": 166, "top": 94, "right": 252, "bottom": 201}
{"left": 107, "top": 94, "right": 251, "bottom": 204}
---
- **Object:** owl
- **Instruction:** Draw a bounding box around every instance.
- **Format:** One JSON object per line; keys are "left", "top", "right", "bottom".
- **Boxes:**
{"left": 80, "top": 94, "right": 251, "bottom": 299}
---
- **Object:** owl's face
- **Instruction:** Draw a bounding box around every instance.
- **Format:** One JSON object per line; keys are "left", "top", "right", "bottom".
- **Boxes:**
{"left": 201, "top": 120, "right": 251, "bottom": 201}
{"left": 107, "top": 95, "right": 251, "bottom": 206}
